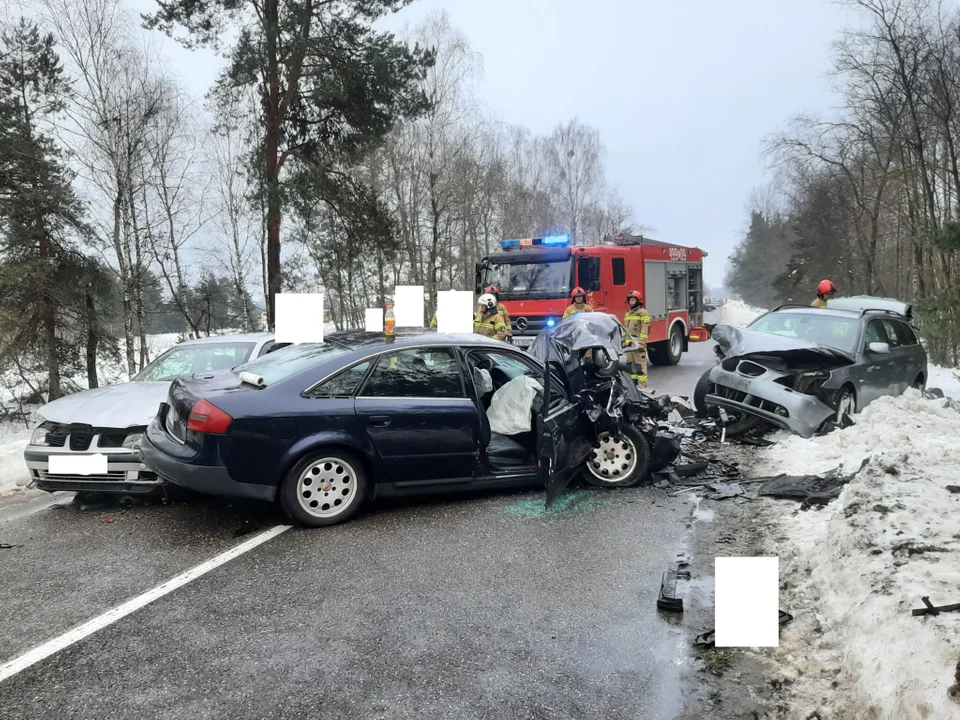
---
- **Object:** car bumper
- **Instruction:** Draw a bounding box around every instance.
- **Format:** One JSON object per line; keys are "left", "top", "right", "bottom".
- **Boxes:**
{"left": 23, "top": 446, "right": 163, "bottom": 495}
{"left": 706, "top": 365, "right": 835, "bottom": 439}
{"left": 140, "top": 423, "right": 276, "bottom": 503}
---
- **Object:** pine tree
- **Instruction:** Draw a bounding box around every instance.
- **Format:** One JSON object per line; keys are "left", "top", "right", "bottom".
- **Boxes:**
{"left": 0, "top": 19, "right": 88, "bottom": 400}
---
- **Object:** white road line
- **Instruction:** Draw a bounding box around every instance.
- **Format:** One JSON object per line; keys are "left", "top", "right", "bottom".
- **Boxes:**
{"left": 0, "top": 524, "right": 292, "bottom": 684}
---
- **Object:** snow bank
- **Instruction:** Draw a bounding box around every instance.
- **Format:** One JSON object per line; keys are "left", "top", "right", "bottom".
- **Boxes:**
{"left": 0, "top": 422, "right": 32, "bottom": 496}
{"left": 719, "top": 299, "right": 766, "bottom": 328}
{"left": 753, "top": 390, "right": 960, "bottom": 718}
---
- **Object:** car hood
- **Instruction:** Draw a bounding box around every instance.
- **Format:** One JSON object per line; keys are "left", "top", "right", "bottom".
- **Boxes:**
{"left": 37, "top": 382, "right": 171, "bottom": 428}
{"left": 712, "top": 325, "right": 855, "bottom": 367}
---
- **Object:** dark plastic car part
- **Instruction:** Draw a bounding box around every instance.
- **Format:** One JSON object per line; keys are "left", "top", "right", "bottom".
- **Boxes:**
{"left": 694, "top": 611, "right": 794, "bottom": 648}
{"left": 657, "top": 556, "right": 691, "bottom": 612}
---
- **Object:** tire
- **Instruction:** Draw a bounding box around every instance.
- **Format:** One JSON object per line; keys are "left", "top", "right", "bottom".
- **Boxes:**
{"left": 582, "top": 425, "right": 651, "bottom": 488}
{"left": 693, "top": 368, "right": 713, "bottom": 417}
{"left": 650, "top": 323, "right": 684, "bottom": 366}
{"left": 912, "top": 374, "right": 925, "bottom": 391}
{"left": 279, "top": 450, "right": 369, "bottom": 527}
{"left": 833, "top": 386, "right": 857, "bottom": 426}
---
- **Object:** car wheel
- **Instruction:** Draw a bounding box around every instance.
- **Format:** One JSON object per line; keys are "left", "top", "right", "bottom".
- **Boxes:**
{"left": 582, "top": 425, "right": 651, "bottom": 488}
{"left": 694, "top": 368, "right": 713, "bottom": 417}
{"left": 650, "top": 324, "right": 684, "bottom": 366}
{"left": 912, "top": 374, "right": 925, "bottom": 391}
{"left": 279, "top": 450, "right": 369, "bottom": 527}
{"left": 833, "top": 386, "right": 857, "bottom": 426}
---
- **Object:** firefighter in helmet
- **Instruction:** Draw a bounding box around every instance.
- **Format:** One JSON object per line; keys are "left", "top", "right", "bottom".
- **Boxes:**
{"left": 562, "top": 287, "right": 593, "bottom": 320}
{"left": 474, "top": 293, "right": 508, "bottom": 340}
{"left": 484, "top": 285, "right": 512, "bottom": 342}
{"left": 812, "top": 279, "right": 837, "bottom": 308}
{"left": 623, "top": 290, "right": 651, "bottom": 389}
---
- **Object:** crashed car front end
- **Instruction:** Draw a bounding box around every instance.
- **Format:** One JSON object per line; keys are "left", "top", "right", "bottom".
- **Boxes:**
{"left": 705, "top": 326, "right": 856, "bottom": 439}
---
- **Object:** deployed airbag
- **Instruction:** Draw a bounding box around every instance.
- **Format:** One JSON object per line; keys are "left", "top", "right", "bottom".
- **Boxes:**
{"left": 487, "top": 375, "right": 543, "bottom": 435}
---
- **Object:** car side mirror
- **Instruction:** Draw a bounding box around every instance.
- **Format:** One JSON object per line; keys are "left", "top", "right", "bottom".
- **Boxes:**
{"left": 868, "top": 342, "right": 890, "bottom": 354}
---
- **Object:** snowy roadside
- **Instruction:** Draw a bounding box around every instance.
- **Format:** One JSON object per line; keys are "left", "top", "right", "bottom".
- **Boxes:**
{"left": 746, "top": 391, "right": 960, "bottom": 718}
{"left": 719, "top": 299, "right": 766, "bottom": 328}
{"left": 0, "top": 421, "right": 33, "bottom": 496}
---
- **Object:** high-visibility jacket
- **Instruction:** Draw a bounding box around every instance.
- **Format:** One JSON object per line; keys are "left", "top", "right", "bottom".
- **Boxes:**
{"left": 811, "top": 297, "right": 827, "bottom": 308}
{"left": 563, "top": 302, "right": 593, "bottom": 320}
{"left": 497, "top": 304, "right": 512, "bottom": 337}
{"left": 430, "top": 314, "right": 438, "bottom": 328}
{"left": 624, "top": 307, "right": 651, "bottom": 347}
{"left": 474, "top": 309, "right": 508, "bottom": 340}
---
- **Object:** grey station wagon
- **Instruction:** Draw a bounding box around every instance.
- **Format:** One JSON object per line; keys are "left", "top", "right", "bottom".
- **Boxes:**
{"left": 698, "top": 298, "right": 927, "bottom": 438}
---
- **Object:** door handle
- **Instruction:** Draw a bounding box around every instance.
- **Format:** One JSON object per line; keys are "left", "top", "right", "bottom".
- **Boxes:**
{"left": 368, "top": 416, "right": 391, "bottom": 428}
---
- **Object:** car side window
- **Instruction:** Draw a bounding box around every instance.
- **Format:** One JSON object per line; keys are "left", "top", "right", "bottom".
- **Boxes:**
{"left": 612, "top": 258, "right": 626, "bottom": 286}
{"left": 307, "top": 361, "right": 371, "bottom": 398}
{"left": 880, "top": 320, "right": 903, "bottom": 348}
{"left": 864, "top": 320, "right": 888, "bottom": 348}
{"left": 889, "top": 321, "right": 917, "bottom": 347}
{"left": 259, "top": 341, "right": 292, "bottom": 357}
{"left": 360, "top": 348, "right": 463, "bottom": 398}
{"left": 469, "top": 350, "right": 567, "bottom": 408}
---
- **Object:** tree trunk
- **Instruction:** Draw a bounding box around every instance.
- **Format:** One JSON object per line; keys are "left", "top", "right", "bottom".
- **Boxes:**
{"left": 85, "top": 283, "right": 99, "bottom": 390}
{"left": 264, "top": 0, "right": 282, "bottom": 330}
{"left": 117, "top": 187, "right": 137, "bottom": 377}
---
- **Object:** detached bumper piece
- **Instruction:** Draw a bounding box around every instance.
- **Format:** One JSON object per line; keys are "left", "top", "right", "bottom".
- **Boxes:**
{"left": 657, "top": 555, "right": 691, "bottom": 612}
{"left": 694, "top": 611, "right": 794, "bottom": 648}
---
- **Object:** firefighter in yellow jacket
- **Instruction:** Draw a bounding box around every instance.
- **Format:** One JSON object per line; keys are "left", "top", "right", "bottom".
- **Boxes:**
{"left": 563, "top": 287, "right": 593, "bottom": 320}
{"left": 623, "top": 290, "right": 651, "bottom": 389}
{"left": 474, "top": 293, "right": 508, "bottom": 340}
{"left": 812, "top": 279, "right": 837, "bottom": 308}
{"left": 484, "top": 285, "right": 512, "bottom": 341}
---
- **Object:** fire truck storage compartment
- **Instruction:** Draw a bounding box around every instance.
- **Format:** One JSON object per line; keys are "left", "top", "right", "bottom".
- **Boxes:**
{"left": 666, "top": 263, "right": 689, "bottom": 312}
{"left": 644, "top": 263, "right": 668, "bottom": 319}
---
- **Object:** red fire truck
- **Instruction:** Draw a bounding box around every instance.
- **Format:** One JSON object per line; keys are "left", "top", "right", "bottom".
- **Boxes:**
{"left": 475, "top": 233, "right": 709, "bottom": 364}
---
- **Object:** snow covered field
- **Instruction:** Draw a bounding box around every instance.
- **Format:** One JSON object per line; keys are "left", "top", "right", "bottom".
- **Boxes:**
{"left": 719, "top": 298, "right": 766, "bottom": 328}
{"left": 749, "top": 391, "right": 960, "bottom": 718}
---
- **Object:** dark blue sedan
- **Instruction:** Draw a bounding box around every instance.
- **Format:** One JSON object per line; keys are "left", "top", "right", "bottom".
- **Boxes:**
{"left": 140, "top": 331, "right": 604, "bottom": 527}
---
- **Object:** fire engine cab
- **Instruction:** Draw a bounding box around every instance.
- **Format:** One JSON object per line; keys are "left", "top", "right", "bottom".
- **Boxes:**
{"left": 475, "top": 233, "right": 708, "bottom": 364}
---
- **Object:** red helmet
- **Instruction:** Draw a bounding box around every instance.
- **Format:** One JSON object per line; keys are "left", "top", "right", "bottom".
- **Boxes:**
{"left": 484, "top": 285, "right": 500, "bottom": 296}
{"left": 818, "top": 279, "right": 837, "bottom": 295}
{"left": 571, "top": 287, "right": 587, "bottom": 299}
{"left": 626, "top": 290, "right": 643, "bottom": 303}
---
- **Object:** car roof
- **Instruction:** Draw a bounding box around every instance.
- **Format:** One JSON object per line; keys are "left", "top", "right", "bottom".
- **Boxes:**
{"left": 769, "top": 306, "right": 862, "bottom": 319}
{"left": 178, "top": 332, "right": 274, "bottom": 346}
{"left": 327, "top": 329, "right": 507, "bottom": 351}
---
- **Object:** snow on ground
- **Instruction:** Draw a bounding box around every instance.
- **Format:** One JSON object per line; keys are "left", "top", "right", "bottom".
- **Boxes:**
{"left": 719, "top": 299, "right": 766, "bottom": 328}
{"left": 0, "top": 421, "right": 32, "bottom": 496}
{"left": 929, "top": 363, "right": 960, "bottom": 400}
{"left": 748, "top": 390, "right": 960, "bottom": 719}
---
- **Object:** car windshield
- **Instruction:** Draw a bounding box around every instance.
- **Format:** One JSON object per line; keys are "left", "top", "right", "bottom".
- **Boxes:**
{"left": 748, "top": 312, "right": 860, "bottom": 353}
{"left": 484, "top": 260, "right": 572, "bottom": 296}
{"left": 133, "top": 343, "right": 256, "bottom": 382}
{"left": 233, "top": 342, "right": 349, "bottom": 386}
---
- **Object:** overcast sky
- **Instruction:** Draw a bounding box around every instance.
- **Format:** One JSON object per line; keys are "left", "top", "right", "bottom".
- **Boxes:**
{"left": 128, "top": 0, "right": 857, "bottom": 289}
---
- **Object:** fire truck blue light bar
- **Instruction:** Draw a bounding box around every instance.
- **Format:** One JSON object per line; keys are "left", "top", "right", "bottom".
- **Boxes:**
{"left": 501, "top": 235, "right": 571, "bottom": 249}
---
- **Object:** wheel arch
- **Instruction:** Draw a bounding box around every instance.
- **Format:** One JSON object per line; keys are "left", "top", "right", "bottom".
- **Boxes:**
{"left": 277, "top": 433, "right": 379, "bottom": 497}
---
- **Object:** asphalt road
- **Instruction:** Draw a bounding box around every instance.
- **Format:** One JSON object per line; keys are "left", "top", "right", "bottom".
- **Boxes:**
{"left": 0, "top": 343, "right": 718, "bottom": 720}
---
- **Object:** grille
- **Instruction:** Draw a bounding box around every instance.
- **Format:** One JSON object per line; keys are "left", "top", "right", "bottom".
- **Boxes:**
{"left": 512, "top": 317, "right": 557, "bottom": 335}
{"left": 45, "top": 429, "right": 67, "bottom": 447}
{"left": 98, "top": 433, "right": 127, "bottom": 448}
{"left": 38, "top": 470, "right": 158, "bottom": 483}
{"left": 714, "top": 384, "right": 789, "bottom": 418}
{"left": 69, "top": 431, "right": 93, "bottom": 451}
{"left": 737, "top": 361, "right": 767, "bottom": 377}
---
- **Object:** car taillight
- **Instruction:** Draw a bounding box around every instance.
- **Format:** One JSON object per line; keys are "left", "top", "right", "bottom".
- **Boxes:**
{"left": 187, "top": 399, "right": 232, "bottom": 435}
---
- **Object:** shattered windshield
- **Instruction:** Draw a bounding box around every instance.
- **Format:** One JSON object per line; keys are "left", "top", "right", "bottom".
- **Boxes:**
{"left": 484, "top": 260, "right": 572, "bottom": 296}
{"left": 748, "top": 312, "right": 860, "bottom": 354}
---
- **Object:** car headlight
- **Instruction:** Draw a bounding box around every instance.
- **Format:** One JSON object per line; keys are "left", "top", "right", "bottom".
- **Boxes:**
{"left": 122, "top": 433, "right": 143, "bottom": 451}
{"left": 30, "top": 425, "right": 49, "bottom": 446}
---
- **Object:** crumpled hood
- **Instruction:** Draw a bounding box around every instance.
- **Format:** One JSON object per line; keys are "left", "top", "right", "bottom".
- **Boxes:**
{"left": 712, "top": 325, "right": 855, "bottom": 367}
{"left": 530, "top": 312, "right": 624, "bottom": 360}
{"left": 36, "top": 381, "right": 171, "bottom": 428}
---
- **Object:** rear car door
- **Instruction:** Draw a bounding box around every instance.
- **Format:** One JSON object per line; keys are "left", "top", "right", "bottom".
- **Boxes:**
{"left": 355, "top": 347, "right": 480, "bottom": 485}
{"left": 883, "top": 319, "right": 924, "bottom": 391}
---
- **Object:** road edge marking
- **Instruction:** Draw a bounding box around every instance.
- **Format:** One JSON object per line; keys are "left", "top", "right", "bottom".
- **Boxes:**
{"left": 0, "top": 524, "right": 292, "bottom": 684}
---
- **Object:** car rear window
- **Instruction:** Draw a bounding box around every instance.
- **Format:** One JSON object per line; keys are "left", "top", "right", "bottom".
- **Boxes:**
{"left": 234, "top": 343, "right": 349, "bottom": 386}
{"left": 134, "top": 343, "right": 256, "bottom": 382}
{"left": 748, "top": 312, "right": 860, "bottom": 354}
{"left": 886, "top": 320, "right": 917, "bottom": 346}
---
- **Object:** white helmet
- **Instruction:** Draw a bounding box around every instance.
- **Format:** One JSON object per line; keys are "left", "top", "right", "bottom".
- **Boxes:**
{"left": 478, "top": 293, "right": 497, "bottom": 309}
